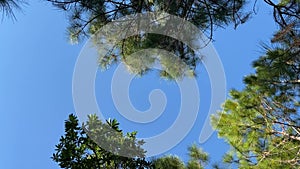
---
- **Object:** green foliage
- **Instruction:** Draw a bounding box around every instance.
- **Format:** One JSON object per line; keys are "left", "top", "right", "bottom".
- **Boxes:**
{"left": 48, "top": 0, "right": 249, "bottom": 41}
{"left": 53, "top": 115, "right": 214, "bottom": 168}
{"left": 152, "top": 156, "right": 186, "bottom": 169}
{"left": 152, "top": 144, "right": 209, "bottom": 169}
{"left": 47, "top": 0, "right": 250, "bottom": 80}
{"left": 52, "top": 114, "right": 151, "bottom": 169}
{"left": 84, "top": 114, "right": 147, "bottom": 158}
{"left": 187, "top": 144, "right": 208, "bottom": 169}
{"left": 49, "top": 1, "right": 300, "bottom": 168}
{"left": 212, "top": 14, "right": 300, "bottom": 168}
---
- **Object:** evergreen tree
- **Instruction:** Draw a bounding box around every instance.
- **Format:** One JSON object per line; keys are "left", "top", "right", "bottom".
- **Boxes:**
{"left": 47, "top": 0, "right": 250, "bottom": 79}
{"left": 211, "top": 3, "right": 300, "bottom": 167}
{"left": 152, "top": 156, "right": 186, "bottom": 169}
{"left": 152, "top": 144, "right": 209, "bottom": 169}
{"left": 186, "top": 144, "right": 209, "bottom": 169}
{"left": 47, "top": 0, "right": 249, "bottom": 42}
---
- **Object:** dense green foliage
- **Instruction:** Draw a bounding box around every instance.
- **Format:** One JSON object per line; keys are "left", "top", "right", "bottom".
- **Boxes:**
{"left": 152, "top": 156, "right": 186, "bottom": 169}
{"left": 152, "top": 144, "right": 209, "bottom": 169}
{"left": 212, "top": 1, "right": 300, "bottom": 167}
{"left": 53, "top": 114, "right": 211, "bottom": 169}
{"left": 52, "top": 114, "right": 151, "bottom": 169}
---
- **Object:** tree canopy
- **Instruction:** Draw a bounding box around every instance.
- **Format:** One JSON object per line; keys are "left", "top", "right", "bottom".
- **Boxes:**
{"left": 52, "top": 114, "right": 151, "bottom": 169}
{"left": 53, "top": 114, "right": 211, "bottom": 169}
{"left": 49, "top": 0, "right": 300, "bottom": 168}
{"left": 211, "top": 1, "right": 300, "bottom": 167}
{"left": 47, "top": 0, "right": 251, "bottom": 79}
{"left": 47, "top": 0, "right": 249, "bottom": 42}
{"left": 46, "top": 0, "right": 299, "bottom": 80}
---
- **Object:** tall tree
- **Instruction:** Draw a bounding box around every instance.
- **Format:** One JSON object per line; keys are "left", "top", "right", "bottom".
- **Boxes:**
{"left": 211, "top": 1, "right": 300, "bottom": 167}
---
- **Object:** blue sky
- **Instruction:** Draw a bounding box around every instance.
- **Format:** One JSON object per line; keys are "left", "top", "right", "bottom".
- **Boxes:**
{"left": 0, "top": 1, "right": 277, "bottom": 169}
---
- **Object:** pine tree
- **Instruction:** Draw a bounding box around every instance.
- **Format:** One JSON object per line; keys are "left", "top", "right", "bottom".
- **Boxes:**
{"left": 47, "top": 0, "right": 250, "bottom": 79}
{"left": 211, "top": 2, "right": 300, "bottom": 166}
{"left": 152, "top": 144, "right": 209, "bottom": 169}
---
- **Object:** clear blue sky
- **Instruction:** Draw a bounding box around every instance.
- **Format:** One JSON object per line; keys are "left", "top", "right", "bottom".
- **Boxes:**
{"left": 0, "top": 1, "right": 277, "bottom": 169}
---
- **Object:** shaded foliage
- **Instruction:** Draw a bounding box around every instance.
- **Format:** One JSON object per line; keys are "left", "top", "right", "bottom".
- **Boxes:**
{"left": 52, "top": 114, "right": 212, "bottom": 168}
{"left": 52, "top": 114, "right": 151, "bottom": 169}
{"left": 47, "top": 0, "right": 249, "bottom": 42}
{"left": 47, "top": 0, "right": 249, "bottom": 79}
{"left": 45, "top": 0, "right": 299, "bottom": 80}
